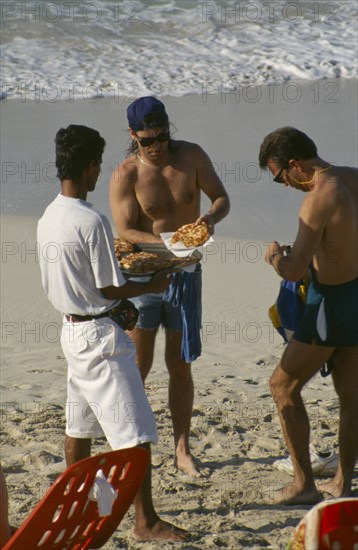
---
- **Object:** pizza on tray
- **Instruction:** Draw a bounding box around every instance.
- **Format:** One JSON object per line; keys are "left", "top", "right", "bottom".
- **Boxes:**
{"left": 119, "top": 251, "right": 199, "bottom": 275}
{"left": 170, "top": 222, "right": 209, "bottom": 248}
{"left": 114, "top": 237, "right": 135, "bottom": 260}
{"left": 119, "top": 252, "right": 172, "bottom": 274}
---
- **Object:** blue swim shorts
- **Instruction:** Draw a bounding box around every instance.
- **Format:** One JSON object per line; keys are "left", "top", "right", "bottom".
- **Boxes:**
{"left": 294, "top": 277, "right": 358, "bottom": 347}
{"left": 130, "top": 266, "right": 202, "bottom": 330}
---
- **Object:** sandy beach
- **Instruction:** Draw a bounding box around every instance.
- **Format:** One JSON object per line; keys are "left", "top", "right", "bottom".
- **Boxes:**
{"left": 1, "top": 80, "right": 357, "bottom": 549}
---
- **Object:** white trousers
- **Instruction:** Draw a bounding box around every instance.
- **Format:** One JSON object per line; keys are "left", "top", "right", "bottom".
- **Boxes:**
{"left": 61, "top": 317, "right": 158, "bottom": 449}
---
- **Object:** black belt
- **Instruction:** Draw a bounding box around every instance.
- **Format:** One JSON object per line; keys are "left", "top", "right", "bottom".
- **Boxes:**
{"left": 64, "top": 311, "right": 110, "bottom": 323}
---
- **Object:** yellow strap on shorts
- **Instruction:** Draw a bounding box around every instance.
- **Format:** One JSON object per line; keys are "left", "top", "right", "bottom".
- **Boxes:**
{"left": 268, "top": 303, "right": 281, "bottom": 329}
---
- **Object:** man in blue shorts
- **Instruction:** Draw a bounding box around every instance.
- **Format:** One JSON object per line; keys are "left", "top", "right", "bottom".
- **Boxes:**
{"left": 110, "top": 97, "right": 230, "bottom": 475}
{"left": 259, "top": 127, "right": 358, "bottom": 505}
{"left": 37, "top": 125, "right": 188, "bottom": 541}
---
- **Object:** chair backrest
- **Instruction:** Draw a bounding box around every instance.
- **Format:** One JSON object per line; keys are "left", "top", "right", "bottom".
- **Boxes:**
{"left": 319, "top": 498, "right": 358, "bottom": 549}
{"left": 287, "top": 498, "right": 358, "bottom": 549}
{"left": 3, "top": 448, "right": 149, "bottom": 550}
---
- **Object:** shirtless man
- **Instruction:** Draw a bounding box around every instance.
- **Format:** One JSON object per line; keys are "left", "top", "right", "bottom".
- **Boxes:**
{"left": 259, "top": 126, "right": 358, "bottom": 505}
{"left": 110, "top": 96, "right": 230, "bottom": 475}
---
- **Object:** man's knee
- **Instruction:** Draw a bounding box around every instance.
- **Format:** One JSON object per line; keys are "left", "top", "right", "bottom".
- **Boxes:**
{"left": 166, "top": 359, "right": 192, "bottom": 381}
{"left": 270, "top": 362, "right": 283, "bottom": 388}
{"left": 134, "top": 328, "right": 157, "bottom": 376}
{"left": 269, "top": 363, "right": 296, "bottom": 402}
{"left": 332, "top": 370, "right": 358, "bottom": 402}
{"left": 137, "top": 361, "right": 152, "bottom": 382}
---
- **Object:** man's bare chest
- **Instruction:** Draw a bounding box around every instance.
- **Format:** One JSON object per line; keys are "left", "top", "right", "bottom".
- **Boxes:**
{"left": 135, "top": 172, "right": 199, "bottom": 218}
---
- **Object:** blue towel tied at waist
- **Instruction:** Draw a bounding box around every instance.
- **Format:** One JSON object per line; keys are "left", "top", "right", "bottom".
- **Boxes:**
{"left": 163, "top": 271, "right": 202, "bottom": 363}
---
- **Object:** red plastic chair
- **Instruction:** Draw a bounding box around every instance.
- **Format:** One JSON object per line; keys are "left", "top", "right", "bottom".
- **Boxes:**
{"left": 319, "top": 498, "right": 358, "bottom": 549}
{"left": 288, "top": 497, "right": 358, "bottom": 549}
{"left": 3, "top": 448, "right": 149, "bottom": 550}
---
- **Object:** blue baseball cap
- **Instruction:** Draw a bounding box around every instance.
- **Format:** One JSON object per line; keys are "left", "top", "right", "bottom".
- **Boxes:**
{"left": 127, "top": 96, "right": 168, "bottom": 131}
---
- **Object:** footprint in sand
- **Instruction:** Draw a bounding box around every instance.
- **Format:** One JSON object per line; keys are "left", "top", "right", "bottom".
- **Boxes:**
{"left": 27, "top": 369, "right": 53, "bottom": 373}
{"left": 22, "top": 450, "right": 62, "bottom": 468}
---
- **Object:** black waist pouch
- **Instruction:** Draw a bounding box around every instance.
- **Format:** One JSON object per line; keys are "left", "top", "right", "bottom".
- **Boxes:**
{"left": 107, "top": 299, "right": 139, "bottom": 331}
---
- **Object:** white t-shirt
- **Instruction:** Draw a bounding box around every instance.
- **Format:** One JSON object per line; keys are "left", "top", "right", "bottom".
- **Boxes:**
{"left": 37, "top": 194, "right": 125, "bottom": 315}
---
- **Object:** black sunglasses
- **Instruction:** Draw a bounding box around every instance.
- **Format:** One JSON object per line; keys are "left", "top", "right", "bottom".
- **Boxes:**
{"left": 135, "top": 131, "right": 170, "bottom": 147}
{"left": 273, "top": 167, "right": 285, "bottom": 183}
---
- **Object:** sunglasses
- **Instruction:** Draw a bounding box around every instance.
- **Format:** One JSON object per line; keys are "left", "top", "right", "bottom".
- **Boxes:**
{"left": 273, "top": 167, "right": 286, "bottom": 183}
{"left": 135, "top": 131, "right": 170, "bottom": 147}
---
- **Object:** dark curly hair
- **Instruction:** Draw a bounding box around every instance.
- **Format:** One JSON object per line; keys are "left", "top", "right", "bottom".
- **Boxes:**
{"left": 259, "top": 127, "right": 317, "bottom": 169}
{"left": 55, "top": 125, "right": 106, "bottom": 181}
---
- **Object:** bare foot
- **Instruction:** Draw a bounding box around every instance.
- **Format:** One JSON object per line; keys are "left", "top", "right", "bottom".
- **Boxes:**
{"left": 133, "top": 518, "right": 190, "bottom": 542}
{"left": 271, "top": 483, "right": 322, "bottom": 505}
{"left": 174, "top": 454, "right": 210, "bottom": 477}
{"left": 317, "top": 478, "right": 348, "bottom": 498}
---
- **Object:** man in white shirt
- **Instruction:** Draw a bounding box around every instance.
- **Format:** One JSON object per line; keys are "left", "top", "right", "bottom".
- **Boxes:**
{"left": 37, "top": 125, "right": 188, "bottom": 541}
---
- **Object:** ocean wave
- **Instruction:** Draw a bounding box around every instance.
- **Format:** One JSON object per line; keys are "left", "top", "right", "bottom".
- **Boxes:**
{"left": 1, "top": 0, "right": 357, "bottom": 100}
